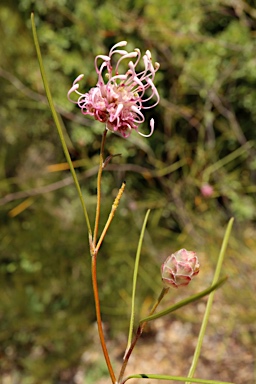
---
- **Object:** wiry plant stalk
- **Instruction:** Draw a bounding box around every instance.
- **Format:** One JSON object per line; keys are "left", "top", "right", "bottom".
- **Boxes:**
{"left": 118, "top": 287, "right": 169, "bottom": 383}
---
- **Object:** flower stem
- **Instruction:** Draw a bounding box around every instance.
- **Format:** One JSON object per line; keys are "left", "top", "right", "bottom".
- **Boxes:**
{"left": 91, "top": 181, "right": 126, "bottom": 383}
{"left": 91, "top": 128, "right": 117, "bottom": 383}
{"left": 118, "top": 287, "right": 169, "bottom": 383}
{"left": 91, "top": 250, "right": 116, "bottom": 384}
{"left": 93, "top": 129, "right": 108, "bottom": 247}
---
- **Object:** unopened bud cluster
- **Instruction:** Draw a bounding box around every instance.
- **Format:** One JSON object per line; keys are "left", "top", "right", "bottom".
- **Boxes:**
{"left": 161, "top": 249, "right": 200, "bottom": 288}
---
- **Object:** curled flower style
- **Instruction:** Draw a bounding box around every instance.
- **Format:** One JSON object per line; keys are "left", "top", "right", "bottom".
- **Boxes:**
{"left": 161, "top": 249, "right": 200, "bottom": 288}
{"left": 68, "top": 41, "right": 160, "bottom": 138}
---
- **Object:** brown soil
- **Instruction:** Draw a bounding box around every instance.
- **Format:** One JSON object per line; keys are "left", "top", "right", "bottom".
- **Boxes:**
{"left": 75, "top": 314, "right": 254, "bottom": 384}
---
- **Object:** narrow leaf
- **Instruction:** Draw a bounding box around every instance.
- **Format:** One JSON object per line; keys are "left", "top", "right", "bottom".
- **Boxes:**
{"left": 139, "top": 276, "right": 227, "bottom": 323}
{"left": 125, "top": 209, "right": 151, "bottom": 355}
{"left": 30, "top": 13, "right": 92, "bottom": 237}
{"left": 123, "top": 373, "right": 234, "bottom": 384}
{"left": 186, "top": 218, "right": 234, "bottom": 381}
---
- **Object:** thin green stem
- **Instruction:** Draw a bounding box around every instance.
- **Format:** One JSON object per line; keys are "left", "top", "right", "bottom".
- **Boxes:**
{"left": 186, "top": 218, "right": 234, "bottom": 383}
{"left": 118, "top": 287, "right": 169, "bottom": 383}
{"left": 126, "top": 210, "right": 151, "bottom": 355}
{"left": 91, "top": 252, "right": 116, "bottom": 384}
{"left": 93, "top": 129, "right": 107, "bottom": 247}
{"left": 31, "top": 13, "right": 92, "bottom": 238}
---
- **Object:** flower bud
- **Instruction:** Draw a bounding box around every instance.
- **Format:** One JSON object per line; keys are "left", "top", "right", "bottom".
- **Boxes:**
{"left": 161, "top": 249, "right": 200, "bottom": 288}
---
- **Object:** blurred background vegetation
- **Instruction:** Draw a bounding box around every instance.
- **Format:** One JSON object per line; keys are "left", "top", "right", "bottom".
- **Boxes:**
{"left": 0, "top": 0, "right": 256, "bottom": 383}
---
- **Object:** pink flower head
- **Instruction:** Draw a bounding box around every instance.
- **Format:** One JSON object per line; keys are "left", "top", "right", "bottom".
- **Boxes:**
{"left": 200, "top": 183, "right": 214, "bottom": 198}
{"left": 161, "top": 249, "right": 200, "bottom": 288}
{"left": 68, "top": 41, "right": 160, "bottom": 138}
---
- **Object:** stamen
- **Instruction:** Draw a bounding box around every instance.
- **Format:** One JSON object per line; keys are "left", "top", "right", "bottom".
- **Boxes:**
{"left": 108, "top": 75, "right": 127, "bottom": 84}
{"left": 73, "top": 74, "right": 84, "bottom": 84}
{"left": 141, "top": 79, "right": 160, "bottom": 108}
{"left": 115, "top": 52, "right": 138, "bottom": 74}
{"left": 68, "top": 84, "right": 80, "bottom": 102}
{"left": 131, "top": 106, "right": 145, "bottom": 123}
{"left": 95, "top": 55, "right": 110, "bottom": 74}
{"left": 109, "top": 41, "right": 127, "bottom": 55}
{"left": 110, "top": 103, "right": 124, "bottom": 122}
{"left": 132, "top": 48, "right": 141, "bottom": 68}
{"left": 110, "top": 49, "right": 129, "bottom": 57}
{"left": 138, "top": 118, "right": 155, "bottom": 137}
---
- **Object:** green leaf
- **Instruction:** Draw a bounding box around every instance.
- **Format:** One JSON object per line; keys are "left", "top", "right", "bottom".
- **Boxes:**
{"left": 186, "top": 218, "right": 234, "bottom": 381}
{"left": 123, "top": 373, "right": 234, "bottom": 384}
{"left": 30, "top": 13, "right": 92, "bottom": 238}
{"left": 139, "top": 276, "right": 227, "bottom": 323}
{"left": 126, "top": 209, "right": 151, "bottom": 353}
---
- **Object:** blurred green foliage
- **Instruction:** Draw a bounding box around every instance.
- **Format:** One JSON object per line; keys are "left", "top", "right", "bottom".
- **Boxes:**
{"left": 0, "top": 0, "right": 256, "bottom": 383}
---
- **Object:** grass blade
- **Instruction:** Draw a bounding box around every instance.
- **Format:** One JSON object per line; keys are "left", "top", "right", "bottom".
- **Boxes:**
{"left": 123, "top": 373, "right": 234, "bottom": 384}
{"left": 125, "top": 209, "right": 151, "bottom": 355}
{"left": 31, "top": 13, "right": 92, "bottom": 238}
{"left": 139, "top": 277, "right": 227, "bottom": 323}
{"left": 186, "top": 218, "right": 234, "bottom": 382}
